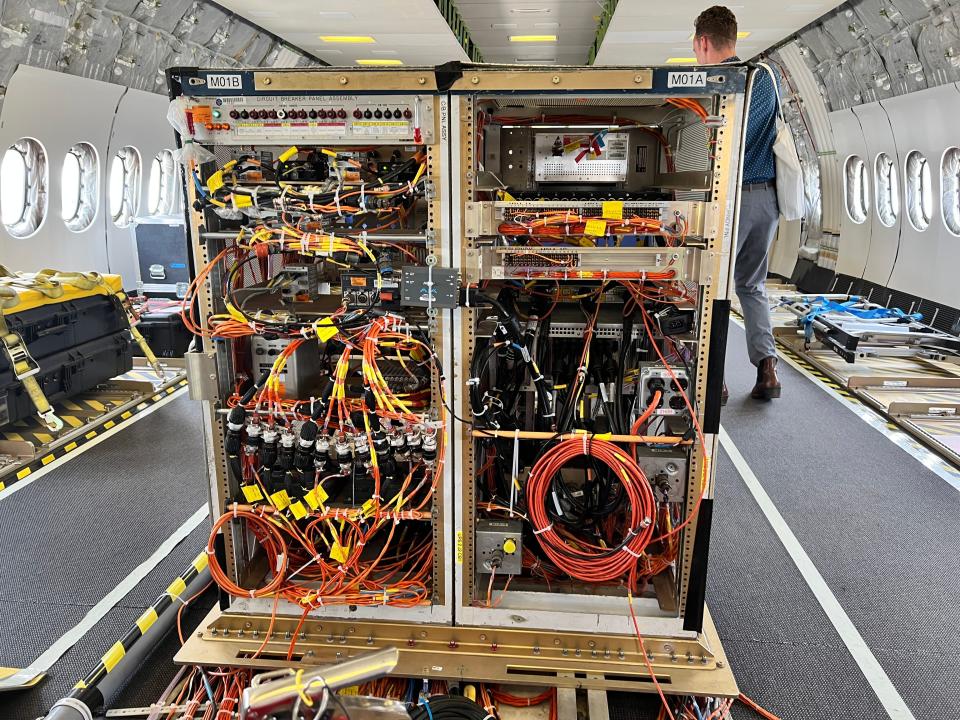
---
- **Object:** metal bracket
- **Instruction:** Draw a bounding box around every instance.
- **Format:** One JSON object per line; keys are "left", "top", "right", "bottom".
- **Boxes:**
{"left": 185, "top": 351, "right": 219, "bottom": 401}
{"left": 464, "top": 202, "right": 495, "bottom": 238}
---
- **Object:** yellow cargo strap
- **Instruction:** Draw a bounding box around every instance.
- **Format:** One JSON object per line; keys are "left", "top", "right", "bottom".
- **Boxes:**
{"left": 114, "top": 290, "right": 165, "bottom": 380}
{"left": 0, "top": 267, "right": 166, "bottom": 381}
{"left": 0, "top": 311, "right": 63, "bottom": 433}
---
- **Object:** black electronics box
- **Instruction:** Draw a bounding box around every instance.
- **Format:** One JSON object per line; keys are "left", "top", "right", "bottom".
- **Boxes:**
{"left": 0, "top": 330, "right": 134, "bottom": 426}
{"left": 135, "top": 306, "right": 192, "bottom": 358}
{"left": 0, "top": 295, "right": 127, "bottom": 376}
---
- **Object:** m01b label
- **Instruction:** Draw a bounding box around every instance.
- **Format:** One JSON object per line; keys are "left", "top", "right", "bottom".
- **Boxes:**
{"left": 668, "top": 71, "right": 707, "bottom": 88}
{"left": 206, "top": 74, "right": 242, "bottom": 89}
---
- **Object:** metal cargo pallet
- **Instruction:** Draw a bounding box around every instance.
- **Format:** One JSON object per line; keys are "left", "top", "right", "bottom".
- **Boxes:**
{"left": 0, "top": 358, "right": 187, "bottom": 489}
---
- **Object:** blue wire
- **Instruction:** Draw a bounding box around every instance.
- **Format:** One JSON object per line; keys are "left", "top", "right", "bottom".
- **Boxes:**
{"left": 692, "top": 698, "right": 706, "bottom": 720}
{"left": 419, "top": 696, "right": 434, "bottom": 720}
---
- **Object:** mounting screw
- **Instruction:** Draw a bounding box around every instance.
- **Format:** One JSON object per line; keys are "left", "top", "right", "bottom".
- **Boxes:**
{"left": 551, "top": 75, "right": 560, "bottom": 84}
{"left": 716, "top": 660, "right": 725, "bottom": 668}
{"left": 367, "top": 635, "right": 374, "bottom": 645}
{"left": 339, "top": 76, "right": 349, "bottom": 85}
{"left": 196, "top": 631, "right": 203, "bottom": 638}
{"left": 634, "top": 74, "right": 645, "bottom": 83}
{"left": 471, "top": 76, "right": 480, "bottom": 84}
{"left": 533, "top": 646, "right": 541, "bottom": 655}
{"left": 418, "top": 77, "right": 427, "bottom": 85}
{"left": 210, "top": 629, "right": 218, "bottom": 637}
{"left": 448, "top": 640, "right": 459, "bottom": 649}
{"left": 263, "top": 77, "right": 272, "bottom": 85}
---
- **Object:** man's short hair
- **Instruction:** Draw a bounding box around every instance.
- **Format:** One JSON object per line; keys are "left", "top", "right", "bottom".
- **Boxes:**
{"left": 694, "top": 6, "right": 738, "bottom": 48}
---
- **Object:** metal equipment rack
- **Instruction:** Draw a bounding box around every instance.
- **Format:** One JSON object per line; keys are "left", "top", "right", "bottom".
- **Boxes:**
{"left": 169, "top": 63, "right": 749, "bottom": 700}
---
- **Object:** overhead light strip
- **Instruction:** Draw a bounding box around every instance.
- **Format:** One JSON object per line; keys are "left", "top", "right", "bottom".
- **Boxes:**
{"left": 319, "top": 35, "right": 376, "bottom": 44}
{"left": 509, "top": 34, "right": 557, "bottom": 42}
{"left": 588, "top": 0, "right": 621, "bottom": 65}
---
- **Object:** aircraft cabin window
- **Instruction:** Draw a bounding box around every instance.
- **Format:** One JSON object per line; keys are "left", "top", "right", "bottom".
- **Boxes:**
{"left": 843, "top": 155, "right": 869, "bottom": 224}
{"left": 109, "top": 146, "right": 141, "bottom": 228}
{"left": 874, "top": 152, "right": 899, "bottom": 228}
{"left": 147, "top": 150, "right": 176, "bottom": 216}
{"left": 941, "top": 147, "right": 960, "bottom": 237}
{"left": 1, "top": 138, "right": 48, "bottom": 238}
{"left": 61, "top": 142, "right": 99, "bottom": 232}
{"left": 904, "top": 150, "right": 932, "bottom": 232}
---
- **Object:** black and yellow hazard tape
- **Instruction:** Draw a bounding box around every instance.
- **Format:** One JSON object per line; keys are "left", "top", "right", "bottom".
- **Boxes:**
{"left": 69, "top": 550, "right": 210, "bottom": 710}
{"left": 0, "top": 379, "right": 188, "bottom": 493}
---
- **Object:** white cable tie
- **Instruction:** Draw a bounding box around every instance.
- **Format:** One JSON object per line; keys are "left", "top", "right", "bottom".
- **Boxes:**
{"left": 249, "top": 589, "right": 256, "bottom": 598}
{"left": 334, "top": 187, "right": 342, "bottom": 216}
{"left": 338, "top": 565, "right": 347, "bottom": 574}
{"left": 622, "top": 546, "right": 642, "bottom": 558}
{"left": 360, "top": 182, "right": 366, "bottom": 210}
{"left": 551, "top": 490, "right": 563, "bottom": 516}
{"left": 640, "top": 516, "right": 652, "bottom": 528}
{"left": 466, "top": 377, "right": 480, "bottom": 386}
{"left": 232, "top": 502, "right": 238, "bottom": 519}
{"left": 582, "top": 432, "right": 588, "bottom": 454}
{"left": 533, "top": 523, "right": 553, "bottom": 536}
{"left": 531, "top": 373, "right": 544, "bottom": 383}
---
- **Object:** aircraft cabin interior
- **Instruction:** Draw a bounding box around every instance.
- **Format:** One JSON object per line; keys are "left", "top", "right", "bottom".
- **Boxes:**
{"left": 0, "top": 1, "right": 958, "bottom": 719}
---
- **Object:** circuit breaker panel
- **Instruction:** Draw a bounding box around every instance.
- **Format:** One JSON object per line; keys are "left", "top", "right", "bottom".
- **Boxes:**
{"left": 171, "top": 64, "right": 746, "bottom": 697}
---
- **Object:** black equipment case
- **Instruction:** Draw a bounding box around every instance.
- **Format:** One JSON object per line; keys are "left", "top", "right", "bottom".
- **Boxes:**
{"left": 0, "top": 330, "right": 133, "bottom": 426}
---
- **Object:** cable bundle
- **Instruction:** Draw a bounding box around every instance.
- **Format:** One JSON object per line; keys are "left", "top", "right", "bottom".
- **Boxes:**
{"left": 525, "top": 438, "right": 656, "bottom": 583}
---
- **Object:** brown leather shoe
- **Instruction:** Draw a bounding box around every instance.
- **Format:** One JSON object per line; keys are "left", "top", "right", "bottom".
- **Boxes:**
{"left": 750, "top": 356, "right": 781, "bottom": 400}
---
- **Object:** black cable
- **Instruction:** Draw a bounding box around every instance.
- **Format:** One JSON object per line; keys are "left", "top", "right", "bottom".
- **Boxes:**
{"left": 408, "top": 695, "right": 488, "bottom": 720}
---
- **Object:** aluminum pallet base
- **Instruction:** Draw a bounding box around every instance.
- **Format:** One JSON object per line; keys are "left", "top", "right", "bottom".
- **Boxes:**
{"left": 176, "top": 605, "right": 737, "bottom": 698}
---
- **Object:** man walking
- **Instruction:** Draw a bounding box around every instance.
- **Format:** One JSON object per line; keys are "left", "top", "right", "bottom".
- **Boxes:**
{"left": 693, "top": 5, "right": 782, "bottom": 400}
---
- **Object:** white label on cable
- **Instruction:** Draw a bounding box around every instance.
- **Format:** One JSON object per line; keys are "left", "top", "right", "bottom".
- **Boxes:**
{"left": 667, "top": 71, "right": 707, "bottom": 88}
{"left": 207, "top": 73, "right": 243, "bottom": 89}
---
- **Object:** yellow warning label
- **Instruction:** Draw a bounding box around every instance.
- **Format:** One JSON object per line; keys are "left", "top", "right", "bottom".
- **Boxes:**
{"left": 315, "top": 317, "right": 339, "bottom": 343}
{"left": 305, "top": 486, "right": 328, "bottom": 510}
{"left": 206, "top": 170, "right": 224, "bottom": 193}
{"left": 136, "top": 607, "right": 158, "bottom": 635}
{"left": 270, "top": 489, "right": 291, "bottom": 510}
{"left": 279, "top": 146, "right": 299, "bottom": 162}
{"left": 192, "top": 552, "right": 209, "bottom": 574}
{"left": 456, "top": 530, "right": 463, "bottom": 564}
{"left": 330, "top": 541, "right": 350, "bottom": 563}
{"left": 601, "top": 200, "right": 624, "bottom": 220}
{"left": 241, "top": 484, "right": 264, "bottom": 503}
{"left": 102, "top": 642, "right": 125, "bottom": 672}
{"left": 289, "top": 500, "right": 308, "bottom": 519}
{"left": 584, "top": 218, "right": 607, "bottom": 237}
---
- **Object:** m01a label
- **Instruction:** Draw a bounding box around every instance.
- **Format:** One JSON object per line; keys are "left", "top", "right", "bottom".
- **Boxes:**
{"left": 668, "top": 71, "right": 707, "bottom": 88}
{"left": 206, "top": 74, "right": 242, "bottom": 89}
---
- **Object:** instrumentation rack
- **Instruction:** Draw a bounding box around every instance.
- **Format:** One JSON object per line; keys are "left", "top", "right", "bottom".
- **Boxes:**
{"left": 169, "top": 63, "right": 749, "bottom": 699}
